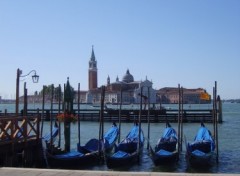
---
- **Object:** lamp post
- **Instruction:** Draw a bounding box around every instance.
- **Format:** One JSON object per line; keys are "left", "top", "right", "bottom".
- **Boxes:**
{"left": 15, "top": 68, "right": 39, "bottom": 116}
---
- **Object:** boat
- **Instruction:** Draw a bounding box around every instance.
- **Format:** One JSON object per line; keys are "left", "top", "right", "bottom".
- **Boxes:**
{"left": 102, "top": 122, "right": 119, "bottom": 152}
{"left": 42, "top": 121, "right": 60, "bottom": 154}
{"left": 77, "top": 122, "right": 119, "bottom": 154}
{"left": 150, "top": 122, "right": 178, "bottom": 165}
{"left": 43, "top": 122, "right": 59, "bottom": 145}
{"left": 106, "top": 123, "right": 145, "bottom": 168}
{"left": 42, "top": 122, "right": 67, "bottom": 155}
{"left": 46, "top": 124, "right": 118, "bottom": 168}
{"left": 186, "top": 122, "right": 215, "bottom": 166}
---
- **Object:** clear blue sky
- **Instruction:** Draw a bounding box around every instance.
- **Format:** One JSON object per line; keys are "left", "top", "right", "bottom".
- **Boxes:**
{"left": 0, "top": 0, "right": 239, "bottom": 100}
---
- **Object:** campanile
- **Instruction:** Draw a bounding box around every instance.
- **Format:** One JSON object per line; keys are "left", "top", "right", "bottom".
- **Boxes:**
{"left": 88, "top": 46, "right": 98, "bottom": 90}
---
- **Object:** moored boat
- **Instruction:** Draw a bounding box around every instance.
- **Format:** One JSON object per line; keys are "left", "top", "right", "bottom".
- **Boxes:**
{"left": 106, "top": 123, "right": 144, "bottom": 168}
{"left": 46, "top": 139, "right": 100, "bottom": 168}
{"left": 150, "top": 122, "right": 178, "bottom": 165}
{"left": 186, "top": 122, "right": 215, "bottom": 166}
{"left": 43, "top": 122, "right": 59, "bottom": 145}
{"left": 103, "top": 122, "right": 119, "bottom": 152}
{"left": 46, "top": 124, "right": 118, "bottom": 168}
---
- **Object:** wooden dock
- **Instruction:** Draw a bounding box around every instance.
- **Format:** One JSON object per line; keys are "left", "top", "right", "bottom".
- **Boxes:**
{"left": 0, "top": 115, "right": 43, "bottom": 167}
{"left": 29, "top": 108, "right": 220, "bottom": 123}
{"left": 104, "top": 109, "right": 216, "bottom": 123}
{"left": 0, "top": 108, "right": 222, "bottom": 123}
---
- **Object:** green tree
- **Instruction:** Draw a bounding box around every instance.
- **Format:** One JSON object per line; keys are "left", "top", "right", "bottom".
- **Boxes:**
{"left": 39, "top": 85, "right": 63, "bottom": 101}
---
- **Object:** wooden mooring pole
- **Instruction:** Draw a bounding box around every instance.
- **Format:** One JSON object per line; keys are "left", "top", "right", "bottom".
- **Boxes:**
{"left": 213, "top": 81, "right": 219, "bottom": 163}
{"left": 215, "top": 81, "right": 219, "bottom": 163}
{"left": 118, "top": 88, "right": 123, "bottom": 143}
{"left": 180, "top": 87, "right": 183, "bottom": 152}
{"left": 177, "top": 84, "right": 181, "bottom": 155}
{"left": 77, "top": 83, "right": 81, "bottom": 146}
{"left": 40, "top": 85, "right": 45, "bottom": 138}
{"left": 147, "top": 87, "right": 150, "bottom": 150}
{"left": 58, "top": 84, "right": 62, "bottom": 148}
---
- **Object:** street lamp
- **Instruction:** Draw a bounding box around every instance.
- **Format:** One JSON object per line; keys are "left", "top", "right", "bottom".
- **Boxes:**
{"left": 15, "top": 68, "right": 39, "bottom": 116}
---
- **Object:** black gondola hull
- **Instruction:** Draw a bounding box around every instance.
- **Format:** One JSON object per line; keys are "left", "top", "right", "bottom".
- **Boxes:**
{"left": 46, "top": 152, "right": 100, "bottom": 169}
{"left": 106, "top": 151, "right": 140, "bottom": 168}
{"left": 186, "top": 151, "right": 213, "bottom": 166}
{"left": 151, "top": 149, "right": 178, "bottom": 165}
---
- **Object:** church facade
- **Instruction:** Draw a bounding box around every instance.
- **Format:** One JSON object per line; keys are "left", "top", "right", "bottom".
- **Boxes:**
{"left": 85, "top": 47, "right": 157, "bottom": 104}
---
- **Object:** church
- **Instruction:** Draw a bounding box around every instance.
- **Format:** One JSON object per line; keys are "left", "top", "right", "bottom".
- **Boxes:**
{"left": 84, "top": 47, "right": 157, "bottom": 104}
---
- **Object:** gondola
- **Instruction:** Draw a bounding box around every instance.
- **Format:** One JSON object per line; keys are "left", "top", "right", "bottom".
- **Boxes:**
{"left": 43, "top": 122, "right": 59, "bottom": 144}
{"left": 46, "top": 124, "right": 119, "bottom": 168}
{"left": 42, "top": 121, "right": 60, "bottom": 154}
{"left": 102, "top": 122, "right": 119, "bottom": 152}
{"left": 46, "top": 139, "right": 100, "bottom": 168}
{"left": 77, "top": 123, "right": 119, "bottom": 154}
{"left": 150, "top": 122, "right": 178, "bottom": 165}
{"left": 106, "top": 123, "right": 145, "bottom": 168}
{"left": 186, "top": 122, "right": 215, "bottom": 166}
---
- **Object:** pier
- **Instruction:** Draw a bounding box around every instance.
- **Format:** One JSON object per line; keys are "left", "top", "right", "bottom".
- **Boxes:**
{"left": 105, "top": 109, "right": 217, "bottom": 123}
{"left": 0, "top": 108, "right": 222, "bottom": 123}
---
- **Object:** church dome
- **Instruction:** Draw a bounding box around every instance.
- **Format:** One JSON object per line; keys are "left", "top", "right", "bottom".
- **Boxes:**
{"left": 122, "top": 69, "right": 134, "bottom": 83}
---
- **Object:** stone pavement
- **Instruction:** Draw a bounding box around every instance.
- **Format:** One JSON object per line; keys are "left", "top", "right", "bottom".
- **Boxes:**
{"left": 0, "top": 167, "right": 238, "bottom": 176}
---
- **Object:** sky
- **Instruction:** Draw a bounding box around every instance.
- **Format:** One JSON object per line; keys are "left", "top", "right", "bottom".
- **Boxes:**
{"left": 0, "top": 0, "right": 239, "bottom": 100}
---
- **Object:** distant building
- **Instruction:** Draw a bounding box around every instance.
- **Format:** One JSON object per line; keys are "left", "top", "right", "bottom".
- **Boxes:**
{"left": 82, "top": 47, "right": 157, "bottom": 104}
{"left": 105, "top": 70, "right": 157, "bottom": 104}
{"left": 72, "top": 90, "right": 88, "bottom": 103}
{"left": 19, "top": 95, "right": 42, "bottom": 104}
{"left": 19, "top": 47, "right": 211, "bottom": 105}
{"left": 158, "top": 87, "right": 211, "bottom": 104}
{"left": 88, "top": 46, "right": 98, "bottom": 90}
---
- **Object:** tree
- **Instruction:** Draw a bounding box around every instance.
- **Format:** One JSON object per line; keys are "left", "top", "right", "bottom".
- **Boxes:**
{"left": 39, "top": 85, "right": 64, "bottom": 102}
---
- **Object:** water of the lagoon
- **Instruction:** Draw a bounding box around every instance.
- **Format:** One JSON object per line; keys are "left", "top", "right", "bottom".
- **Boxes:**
{"left": 0, "top": 103, "right": 240, "bottom": 174}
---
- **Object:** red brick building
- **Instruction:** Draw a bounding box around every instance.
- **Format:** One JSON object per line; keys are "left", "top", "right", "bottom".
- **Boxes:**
{"left": 157, "top": 87, "right": 211, "bottom": 104}
{"left": 88, "top": 46, "right": 98, "bottom": 90}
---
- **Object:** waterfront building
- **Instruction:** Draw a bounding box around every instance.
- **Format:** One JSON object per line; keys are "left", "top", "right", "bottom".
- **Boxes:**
{"left": 158, "top": 87, "right": 211, "bottom": 104}
{"left": 104, "top": 71, "right": 157, "bottom": 104}
{"left": 84, "top": 47, "right": 157, "bottom": 104}
{"left": 85, "top": 70, "right": 157, "bottom": 104}
{"left": 15, "top": 47, "right": 211, "bottom": 105}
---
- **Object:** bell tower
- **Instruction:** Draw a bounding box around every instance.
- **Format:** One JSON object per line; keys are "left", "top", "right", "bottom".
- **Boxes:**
{"left": 88, "top": 46, "right": 98, "bottom": 90}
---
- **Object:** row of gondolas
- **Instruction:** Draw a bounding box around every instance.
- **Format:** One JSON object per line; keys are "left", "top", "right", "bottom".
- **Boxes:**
{"left": 43, "top": 122, "right": 215, "bottom": 169}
